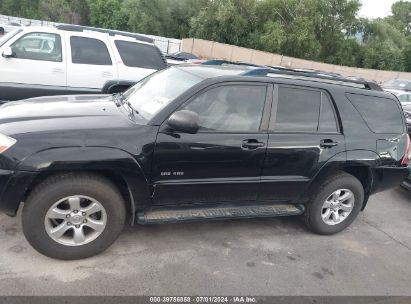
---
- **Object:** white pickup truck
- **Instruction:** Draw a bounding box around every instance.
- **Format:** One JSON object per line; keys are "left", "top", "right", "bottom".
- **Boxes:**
{"left": 0, "top": 25, "right": 167, "bottom": 101}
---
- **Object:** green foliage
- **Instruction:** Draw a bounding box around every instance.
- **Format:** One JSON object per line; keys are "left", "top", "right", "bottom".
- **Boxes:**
{"left": 87, "top": 0, "right": 125, "bottom": 29}
{"left": 2, "top": 0, "right": 411, "bottom": 72}
{"left": 0, "top": 0, "right": 42, "bottom": 19}
{"left": 189, "top": 0, "right": 259, "bottom": 46}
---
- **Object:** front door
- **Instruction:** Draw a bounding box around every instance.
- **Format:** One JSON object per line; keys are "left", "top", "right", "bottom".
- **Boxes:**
{"left": 151, "top": 83, "right": 272, "bottom": 206}
{"left": 259, "top": 84, "right": 346, "bottom": 202}
{"left": 0, "top": 31, "right": 66, "bottom": 100}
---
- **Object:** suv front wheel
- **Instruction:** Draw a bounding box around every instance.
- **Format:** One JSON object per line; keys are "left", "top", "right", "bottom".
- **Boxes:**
{"left": 304, "top": 172, "right": 364, "bottom": 235}
{"left": 22, "top": 173, "right": 126, "bottom": 260}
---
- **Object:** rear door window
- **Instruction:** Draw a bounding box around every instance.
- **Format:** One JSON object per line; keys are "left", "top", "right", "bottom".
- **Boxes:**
{"left": 70, "top": 36, "right": 112, "bottom": 65}
{"left": 114, "top": 40, "right": 166, "bottom": 70}
{"left": 274, "top": 86, "right": 321, "bottom": 132}
{"left": 347, "top": 93, "right": 404, "bottom": 133}
{"left": 319, "top": 93, "right": 338, "bottom": 133}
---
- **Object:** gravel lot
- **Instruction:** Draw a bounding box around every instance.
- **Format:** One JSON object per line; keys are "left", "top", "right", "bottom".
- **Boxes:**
{"left": 0, "top": 187, "right": 410, "bottom": 296}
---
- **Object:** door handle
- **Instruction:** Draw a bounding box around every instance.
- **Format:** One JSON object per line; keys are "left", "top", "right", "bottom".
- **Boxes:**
{"left": 102, "top": 71, "right": 113, "bottom": 78}
{"left": 52, "top": 68, "right": 64, "bottom": 74}
{"left": 242, "top": 139, "right": 265, "bottom": 150}
{"left": 320, "top": 139, "right": 338, "bottom": 148}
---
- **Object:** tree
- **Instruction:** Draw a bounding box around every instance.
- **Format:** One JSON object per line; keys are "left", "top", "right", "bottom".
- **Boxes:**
{"left": 189, "top": 0, "right": 259, "bottom": 47}
{"left": 39, "top": 0, "right": 89, "bottom": 24}
{"left": 87, "top": 0, "right": 125, "bottom": 29}
{"left": 361, "top": 19, "right": 406, "bottom": 71}
{"left": 388, "top": 0, "right": 411, "bottom": 34}
{"left": 0, "top": 0, "right": 42, "bottom": 19}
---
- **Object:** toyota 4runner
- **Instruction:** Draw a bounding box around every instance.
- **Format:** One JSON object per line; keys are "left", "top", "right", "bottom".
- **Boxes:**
{"left": 0, "top": 62, "right": 409, "bottom": 259}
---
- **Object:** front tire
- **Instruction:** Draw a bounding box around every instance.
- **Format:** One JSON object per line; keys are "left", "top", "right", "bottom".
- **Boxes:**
{"left": 22, "top": 173, "right": 126, "bottom": 260}
{"left": 304, "top": 172, "right": 364, "bottom": 235}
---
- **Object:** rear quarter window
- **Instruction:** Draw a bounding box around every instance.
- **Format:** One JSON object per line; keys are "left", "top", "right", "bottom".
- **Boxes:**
{"left": 114, "top": 40, "right": 167, "bottom": 70}
{"left": 346, "top": 93, "right": 404, "bottom": 134}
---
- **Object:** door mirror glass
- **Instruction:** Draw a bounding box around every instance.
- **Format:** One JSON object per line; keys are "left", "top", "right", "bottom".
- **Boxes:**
{"left": 2, "top": 46, "right": 13, "bottom": 58}
{"left": 167, "top": 110, "right": 199, "bottom": 134}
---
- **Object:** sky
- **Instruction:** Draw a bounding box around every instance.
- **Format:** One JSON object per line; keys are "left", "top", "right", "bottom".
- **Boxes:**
{"left": 359, "top": 0, "right": 410, "bottom": 19}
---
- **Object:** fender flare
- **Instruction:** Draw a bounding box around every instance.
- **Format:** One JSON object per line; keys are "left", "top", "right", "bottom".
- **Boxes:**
{"left": 298, "top": 150, "right": 380, "bottom": 209}
{"left": 18, "top": 146, "right": 151, "bottom": 220}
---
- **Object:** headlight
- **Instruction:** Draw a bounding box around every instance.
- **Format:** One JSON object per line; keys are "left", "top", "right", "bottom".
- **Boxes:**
{"left": 0, "top": 133, "right": 16, "bottom": 153}
{"left": 404, "top": 110, "right": 411, "bottom": 121}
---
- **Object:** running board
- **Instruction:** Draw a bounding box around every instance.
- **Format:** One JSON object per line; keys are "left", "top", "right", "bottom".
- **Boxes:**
{"left": 137, "top": 204, "right": 305, "bottom": 224}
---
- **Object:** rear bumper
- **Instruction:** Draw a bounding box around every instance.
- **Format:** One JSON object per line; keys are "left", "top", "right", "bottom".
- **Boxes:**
{"left": 0, "top": 170, "right": 37, "bottom": 216}
{"left": 372, "top": 166, "right": 410, "bottom": 194}
{"left": 401, "top": 172, "right": 411, "bottom": 191}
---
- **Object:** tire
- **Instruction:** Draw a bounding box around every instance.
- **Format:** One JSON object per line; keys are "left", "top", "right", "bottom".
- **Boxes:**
{"left": 22, "top": 173, "right": 126, "bottom": 260}
{"left": 304, "top": 172, "right": 364, "bottom": 235}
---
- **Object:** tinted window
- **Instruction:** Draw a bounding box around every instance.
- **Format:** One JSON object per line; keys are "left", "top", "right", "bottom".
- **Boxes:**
{"left": 11, "top": 32, "right": 62, "bottom": 62}
{"left": 115, "top": 40, "right": 166, "bottom": 70}
{"left": 319, "top": 94, "right": 338, "bottom": 133}
{"left": 275, "top": 87, "right": 321, "bottom": 132}
{"left": 70, "top": 36, "right": 112, "bottom": 65}
{"left": 184, "top": 85, "right": 267, "bottom": 132}
{"left": 347, "top": 93, "right": 404, "bottom": 134}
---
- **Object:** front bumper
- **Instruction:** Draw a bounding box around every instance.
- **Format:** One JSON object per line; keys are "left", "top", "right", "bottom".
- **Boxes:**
{"left": 0, "top": 170, "right": 37, "bottom": 216}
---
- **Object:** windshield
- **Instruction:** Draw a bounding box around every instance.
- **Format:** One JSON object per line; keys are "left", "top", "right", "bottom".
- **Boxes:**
{"left": 382, "top": 79, "right": 411, "bottom": 91}
{"left": 0, "top": 29, "right": 22, "bottom": 47}
{"left": 124, "top": 67, "right": 203, "bottom": 120}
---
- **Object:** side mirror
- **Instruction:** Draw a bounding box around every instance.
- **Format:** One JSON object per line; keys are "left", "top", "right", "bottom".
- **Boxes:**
{"left": 167, "top": 110, "right": 199, "bottom": 134}
{"left": 2, "top": 47, "right": 14, "bottom": 58}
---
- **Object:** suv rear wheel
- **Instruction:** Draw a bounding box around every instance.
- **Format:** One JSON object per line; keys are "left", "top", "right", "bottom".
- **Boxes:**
{"left": 304, "top": 172, "right": 364, "bottom": 235}
{"left": 22, "top": 173, "right": 126, "bottom": 260}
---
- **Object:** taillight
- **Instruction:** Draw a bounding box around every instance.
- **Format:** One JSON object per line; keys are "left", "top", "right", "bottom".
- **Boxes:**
{"left": 401, "top": 134, "right": 411, "bottom": 165}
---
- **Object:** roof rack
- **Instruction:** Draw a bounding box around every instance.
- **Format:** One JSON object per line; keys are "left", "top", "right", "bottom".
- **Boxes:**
{"left": 262, "top": 67, "right": 382, "bottom": 91}
{"left": 55, "top": 24, "right": 154, "bottom": 44}
{"left": 201, "top": 60, "right": 382, "bottom": 91}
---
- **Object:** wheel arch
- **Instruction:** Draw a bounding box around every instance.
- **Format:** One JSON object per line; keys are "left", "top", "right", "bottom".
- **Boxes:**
{"left": 101, "top": 80, "right": 137, "bottom": 94}
{"left": 18, "top": 147, "right": 152, "bottom": 223}
{"left": 301, "top": 150, "right": 380, "bottom": 210}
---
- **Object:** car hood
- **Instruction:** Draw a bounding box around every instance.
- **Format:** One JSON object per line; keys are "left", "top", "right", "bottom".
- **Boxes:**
{"left": 0, "top": 94, "right": 141, "bottom": 136}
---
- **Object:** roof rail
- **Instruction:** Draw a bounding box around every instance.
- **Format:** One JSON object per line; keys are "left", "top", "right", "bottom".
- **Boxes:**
{"left": 262, "top": 67, "right": 383, "bottom": 91}
{"left": 55, "top": 24, "right": 154, "bottom": 44}
{"left": 201, "top": 60, "right": 382, "bottom": 91}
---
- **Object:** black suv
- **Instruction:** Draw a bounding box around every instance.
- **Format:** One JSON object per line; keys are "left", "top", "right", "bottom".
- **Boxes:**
{"left": 0, "top": 63, "right": 409, "bottom": 260}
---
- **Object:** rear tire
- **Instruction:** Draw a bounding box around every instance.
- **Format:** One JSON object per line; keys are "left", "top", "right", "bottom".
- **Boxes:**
{"left": 304, "top": 172, "right": 364, "bottom": 235}
{"left": 22, "top": 173, "right": 126, "bottom": 260}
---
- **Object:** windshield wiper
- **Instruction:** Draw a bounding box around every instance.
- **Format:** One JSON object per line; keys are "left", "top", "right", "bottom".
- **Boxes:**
{"left": 112, "top": 92, "right": 124, "bottom": 106}
{"left": 113, "top": 92, "right": 140, "bottom": 117}
{"left": 125, "top": 100, "right": 140, "bottom": 117}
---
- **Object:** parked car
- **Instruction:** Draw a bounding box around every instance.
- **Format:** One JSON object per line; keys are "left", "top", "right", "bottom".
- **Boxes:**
{"left": 0, "top": 63, "right": 409, "bottom": 260}
{"left": 382, "top": 79, "right": 411, "bottom": 93}
{"left": 0, "top": 25, "right": 167, "bottom": 102}
{"left": 165, "top": 51, "right": 203, "bottom": 65}
{"left": 384, "top": 89, "right": 411, "bottom": 106}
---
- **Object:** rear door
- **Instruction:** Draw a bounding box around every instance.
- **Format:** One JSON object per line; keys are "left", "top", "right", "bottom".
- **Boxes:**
{"left": 151, "top": 83, "right": 272, "bottom": 206}
{"left": 65, "top": 33, "right": 117, "bottom": 91}
{"left": 260, "top": 84, "right": 346, "bottom": 202}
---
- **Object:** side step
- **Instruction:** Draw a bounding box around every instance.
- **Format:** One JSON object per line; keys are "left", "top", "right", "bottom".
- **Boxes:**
{"left": 137, "top": 204, "right": 305, "bottom": 224}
